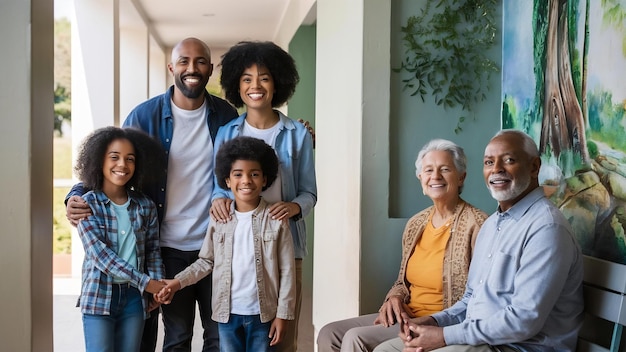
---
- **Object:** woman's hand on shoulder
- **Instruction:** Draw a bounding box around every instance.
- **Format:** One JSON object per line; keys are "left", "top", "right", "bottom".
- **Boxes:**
{"left": 210, "top": 198, "right": 232, "bottom": 223}
{"left": 269, "top": 201, "right": 301, "bottom": 221}
{"left": 374, "top": 296, "right": 411, "bottom": 327}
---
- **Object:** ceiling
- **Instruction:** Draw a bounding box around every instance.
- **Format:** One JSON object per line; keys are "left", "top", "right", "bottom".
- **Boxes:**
{"left": 128, "top": 0, "right": 316, "bottom": 52}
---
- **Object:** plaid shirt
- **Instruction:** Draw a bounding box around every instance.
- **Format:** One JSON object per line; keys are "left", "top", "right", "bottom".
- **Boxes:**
{"left": 77, "top": 190, "right": 164, "bottom": 318}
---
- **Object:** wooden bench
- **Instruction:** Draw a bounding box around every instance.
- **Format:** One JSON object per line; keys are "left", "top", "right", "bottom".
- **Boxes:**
{"left": 578, "top": 256, "right": 626, "bottom": 352}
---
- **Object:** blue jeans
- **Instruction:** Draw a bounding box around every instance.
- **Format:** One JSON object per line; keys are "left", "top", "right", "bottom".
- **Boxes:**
{"left": 218, "top": 314, "right": 272, "bottom": 352}
{"left": 161, "top": 247, "right": 217, "bottom": 352}
{"left": 83, "top": 284, "right": 145, "bottom": 352}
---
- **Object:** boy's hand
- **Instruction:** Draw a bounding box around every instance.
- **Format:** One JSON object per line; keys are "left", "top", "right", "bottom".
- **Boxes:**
{"left": 154, "top": 279, "right": 181, "bottom": 304}
{"left": 210, "top": 198, "right": 232, "bottom": 223}
{"left": 269, "top": 318, "right": 288, "bottom": 346}
{"left": 66, "top": 195, "right": 92, "bottom": 226}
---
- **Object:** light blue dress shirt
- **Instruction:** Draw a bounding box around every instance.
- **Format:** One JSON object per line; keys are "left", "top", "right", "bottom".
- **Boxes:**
{"left": 432, "top": 187, "right": 584, "bottom": 351}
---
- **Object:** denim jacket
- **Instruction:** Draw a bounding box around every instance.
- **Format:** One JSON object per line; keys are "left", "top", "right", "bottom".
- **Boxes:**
{"left": 175, "top": 198, "right": 296, "bottom": 323}
{"left": 211, "top": 111, "right": 317, "bottom": 258}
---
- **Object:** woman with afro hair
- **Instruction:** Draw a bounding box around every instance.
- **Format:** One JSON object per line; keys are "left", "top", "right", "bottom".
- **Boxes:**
{"left": 73, "top": 126, "right": 166, "bottom": 352}
{"left": 210, "top": 41, "right": 317, "bottom": 351}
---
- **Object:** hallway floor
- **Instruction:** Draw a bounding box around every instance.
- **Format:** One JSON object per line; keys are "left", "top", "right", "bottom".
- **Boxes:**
{"left": 53, "top": 277, "right": 314, "bottom": 351}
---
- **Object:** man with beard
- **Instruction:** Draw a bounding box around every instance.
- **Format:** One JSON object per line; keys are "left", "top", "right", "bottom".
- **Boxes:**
{"left": 66, "top": 37, "right": 238, "bottom": 352}
{"left": 374, "top": 129, "right": 584, "bottom": 352}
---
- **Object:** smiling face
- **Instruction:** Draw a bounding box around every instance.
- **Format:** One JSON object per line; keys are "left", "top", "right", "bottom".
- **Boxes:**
{"left": 225, "top": 159, "right": 267, "bottom": 212}
{"left": 483, "top": 134, "right": 540, "bottom": 211}
{"left": 417, "top": 150, "right": 465, "bottom": 204}
{"left": 102, "top": 138, "right": 135, "bottom": 195}
{"left": 239, "top": 64, "right": 275, "bottom": 111}
{"left": 168, "top": 38, "right": 213, "bottom": 102}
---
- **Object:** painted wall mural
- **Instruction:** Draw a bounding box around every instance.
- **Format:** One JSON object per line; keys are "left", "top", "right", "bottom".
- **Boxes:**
{"left": 502, "top": 0, "right": 626, "bottom": 264}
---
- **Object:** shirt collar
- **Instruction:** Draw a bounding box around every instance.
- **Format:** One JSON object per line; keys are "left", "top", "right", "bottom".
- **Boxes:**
{"left": 497, "top": 186, "right": 544, "bottom": 221}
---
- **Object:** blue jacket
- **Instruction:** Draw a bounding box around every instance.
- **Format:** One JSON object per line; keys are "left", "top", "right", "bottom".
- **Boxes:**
{"left": 211, "top": 111, "right": 317, "bottom": 258}
{"left": 68, "top": 86, "right": 238, "bottom": 222}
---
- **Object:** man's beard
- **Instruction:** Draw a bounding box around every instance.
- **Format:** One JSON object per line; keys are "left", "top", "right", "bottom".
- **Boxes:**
{"left": 488, "top": 172, "right": 531, "bottom": 202}
{"left": 174, "top": 73, "right": 207, "bottom": 99}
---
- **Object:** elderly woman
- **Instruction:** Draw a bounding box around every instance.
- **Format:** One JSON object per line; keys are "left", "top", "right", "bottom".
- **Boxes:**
{"left": 317, "top": 139, "right": 487, "bottom": 352}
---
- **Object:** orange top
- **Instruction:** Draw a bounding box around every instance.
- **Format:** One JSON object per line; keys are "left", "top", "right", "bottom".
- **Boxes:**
{"left": 405, "top": 216, "right": 451, "bottom": 317}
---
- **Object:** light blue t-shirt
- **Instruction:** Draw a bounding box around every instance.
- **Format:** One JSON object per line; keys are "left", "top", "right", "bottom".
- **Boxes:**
{"left": 110, "top": 197, "right": 138, "bottom": 283}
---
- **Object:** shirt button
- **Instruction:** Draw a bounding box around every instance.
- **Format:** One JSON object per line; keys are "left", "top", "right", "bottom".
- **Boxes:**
{"left": 158, "top": 204, "right": 163, "bottom": 208}
{"left": 121, "top": 230, "right": 126, "bottom": 234}
{"left": 166, "top": 139, "right": 170, "bottom": 142}
{"left": 479, "top": 280, "right": 483, "bottom": 284}
{"left": 487, "top": 254, "right": 492, "bottom": 258}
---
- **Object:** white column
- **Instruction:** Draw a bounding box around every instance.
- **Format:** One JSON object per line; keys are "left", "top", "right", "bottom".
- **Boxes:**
{"left": 313, "top": 0, "right": 364, "bottom": 333}
{"left": 71, "top": 0, "right": 119, "bottom": 276}
{"left": 149, "top": 35, "right": 167, "bottom": 98}
{"left": 0, "top": 0, "right": 54, "bottom": 350}
{"left": 120, "top": 26, "right": 149, "bottom": 118}
{"left": 313, "top": 0, "right": 393, "bottom": 343}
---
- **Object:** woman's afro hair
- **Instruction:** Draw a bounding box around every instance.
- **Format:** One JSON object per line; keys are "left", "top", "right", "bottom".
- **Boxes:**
{"left": 220, "top": 41, "right": 299, "bottom": 108}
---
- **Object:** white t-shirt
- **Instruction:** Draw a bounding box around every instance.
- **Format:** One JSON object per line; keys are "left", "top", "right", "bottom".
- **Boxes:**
{"left": 230, "top": 209, "right": 260, "bottom": 315}
{"left": 242, "top": 120, "right": 282, "bottom": 204}
{"left": 160, "top": 100, "right": 214, "bottom": 250}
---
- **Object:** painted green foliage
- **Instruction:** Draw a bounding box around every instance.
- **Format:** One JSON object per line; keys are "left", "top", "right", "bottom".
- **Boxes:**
{"left": 396, "top": 0, "right": 499, "bottom": 133}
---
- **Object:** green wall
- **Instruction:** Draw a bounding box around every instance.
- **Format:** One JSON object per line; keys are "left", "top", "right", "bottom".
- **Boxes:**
{"left": 359, "top": 0, "right": 504, "bottom": 313}
{"left": 289, "top": 24, "right": 317, "bottom": 293}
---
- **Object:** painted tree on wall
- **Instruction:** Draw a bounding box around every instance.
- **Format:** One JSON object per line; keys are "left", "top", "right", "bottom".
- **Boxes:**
{"left": 533, "top": 0, "right": 589, "bottom": 166}
{"left": 502, "top": 1, "right": 626, "bottom": 264}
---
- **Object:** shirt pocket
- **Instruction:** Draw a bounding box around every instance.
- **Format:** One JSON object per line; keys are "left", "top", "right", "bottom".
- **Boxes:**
{"left": 263, "top": 230, "right": 278, "bottom": 242}
{"left": 488, "top": 251, "right": 516, "bottom": 293}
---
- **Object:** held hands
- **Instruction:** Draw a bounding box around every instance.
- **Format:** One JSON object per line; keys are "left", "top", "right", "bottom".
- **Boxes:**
{"left": 153, "top": 279, "right": 181, "bottom": 304}
{"left": 269, "top": 202, "right": 301, "bottom": 222}
{"left": 66, "top": 195, "right": 93, "bottom": 227}
{"left": 145, "top": 279, "right": 166, "bottom": 294}
{"left": 398, "top": 312, "right": 444, "bottom": 352}
{"left": 269, "top": 318, "right": 288, "bottom": 346}
{"left": 374, "top": 296, "right": 413, "bottom": 327}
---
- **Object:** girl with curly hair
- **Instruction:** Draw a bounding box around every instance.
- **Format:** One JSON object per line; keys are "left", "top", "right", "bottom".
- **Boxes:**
{"left": 74, "top": 126, "right": 166, "bottom": 352}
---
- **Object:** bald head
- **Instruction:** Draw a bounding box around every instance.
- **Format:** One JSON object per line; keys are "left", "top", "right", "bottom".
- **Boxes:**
{"left": 491, "top": 129, "right": 539, "bottom": 160}
{"left": 483, "top": 129, "right": 541, "bottom": 211}
{"left": 171, "top": 38, "right": 212, "bottom": 64}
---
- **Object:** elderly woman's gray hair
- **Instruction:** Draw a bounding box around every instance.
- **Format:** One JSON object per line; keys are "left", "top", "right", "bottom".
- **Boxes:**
{"left": 415, "top": 139, "right": 467, "bottom": 193}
